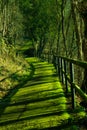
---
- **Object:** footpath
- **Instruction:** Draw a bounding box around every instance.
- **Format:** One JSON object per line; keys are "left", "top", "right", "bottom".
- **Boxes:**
{"left": 0, "top": 58, "right": 85, "bottom": 130}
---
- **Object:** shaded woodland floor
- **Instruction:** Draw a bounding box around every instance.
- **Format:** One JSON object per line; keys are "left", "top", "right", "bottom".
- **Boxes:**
{"left": 0, "top": 57, "right": 86, "bottom": 130}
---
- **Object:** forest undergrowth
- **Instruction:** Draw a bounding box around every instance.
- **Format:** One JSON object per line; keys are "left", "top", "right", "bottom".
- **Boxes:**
{"left": 0, "top": 39, "right": 30, "bottom": 99}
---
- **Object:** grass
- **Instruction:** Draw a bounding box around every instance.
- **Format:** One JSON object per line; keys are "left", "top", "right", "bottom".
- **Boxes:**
{"left": 17, "top": 40, "right": 34, "bottom": 56}
{"left": 0, "top": 40, "right": 86, "bottom": 130}
{"left": 0, "top": 40, "right": 31, "bottom": 99}
{"left": 0, "top": 57, "right": 86, "bottom": 130}
{"left": 0, "top": 58, "right": 69, "bottom": 129}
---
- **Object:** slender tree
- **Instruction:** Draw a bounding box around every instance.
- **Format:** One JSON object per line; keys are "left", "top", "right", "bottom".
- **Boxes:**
{"left": 0, "top": 0, "right": 23, "bottom": 44}
{"left": 77, "top": 0, "right": 87, "bottom": 93}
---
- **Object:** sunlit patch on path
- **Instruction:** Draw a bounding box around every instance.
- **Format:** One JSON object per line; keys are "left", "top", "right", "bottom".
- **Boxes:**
{"left": 0, "top": 58, "right": 84, "bottom": 130}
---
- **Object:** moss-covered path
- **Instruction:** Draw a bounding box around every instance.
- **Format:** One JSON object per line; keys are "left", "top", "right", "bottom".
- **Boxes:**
{"left": 0, "top": 58, "right": 85, "bottom": 130}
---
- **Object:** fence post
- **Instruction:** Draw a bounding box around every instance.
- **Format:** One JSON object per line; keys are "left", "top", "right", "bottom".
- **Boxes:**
{"left": 70, "top": 62, "right": 76, "bottom": 109}
{"left": 59, "top": 58, "right": 62, "bottom": 81}
{"left": 57, "top": 57, "right": 60, "bottom": 78}
{"left": 64, "top": 60, "right": 68, "bottom": 94}
{"left": 60, "top": 58, "right": 64, "bottom": 83}
{"left": 55, "top": 56, "right": 57, "bottom": 70}
{"left": 52, "top": 54, "right": 56, "bottom": 69}
{"left": 56, "top": 57, "right": 59, "bottom": 75}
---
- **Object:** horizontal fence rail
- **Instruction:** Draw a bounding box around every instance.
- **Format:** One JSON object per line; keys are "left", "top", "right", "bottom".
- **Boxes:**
{"left": 41, "top": 53, "right": 87, "bottom": 109}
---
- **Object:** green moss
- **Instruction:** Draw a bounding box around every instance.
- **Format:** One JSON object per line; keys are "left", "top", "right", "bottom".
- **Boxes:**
{"left": 0, "top": 58, "right": 86, "bottom": 130}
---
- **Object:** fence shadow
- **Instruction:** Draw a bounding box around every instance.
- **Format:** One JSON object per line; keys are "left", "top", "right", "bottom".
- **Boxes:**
{"left": 0, "top": 58, "right": 85, "bottom": 130}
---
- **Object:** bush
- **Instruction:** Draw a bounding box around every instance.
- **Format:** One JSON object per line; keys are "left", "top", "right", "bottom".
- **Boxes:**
{"left": 0, "top": 39, "right": 30, "bottom": 99}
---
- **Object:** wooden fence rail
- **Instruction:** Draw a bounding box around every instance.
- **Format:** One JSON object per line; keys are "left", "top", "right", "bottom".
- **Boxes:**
{"left": 41, "top": 53, "right": 87, "bottom": 109}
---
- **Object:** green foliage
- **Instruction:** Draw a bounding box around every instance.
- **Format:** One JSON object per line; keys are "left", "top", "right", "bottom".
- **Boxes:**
{"left": 0, "top": 0, "right": 83, "bottom": 58}
{"left": 19, "top": 0, "right": 57, "bottom": 42}
{"left": 0, "top": 40, "right": 30, "bottom": 99}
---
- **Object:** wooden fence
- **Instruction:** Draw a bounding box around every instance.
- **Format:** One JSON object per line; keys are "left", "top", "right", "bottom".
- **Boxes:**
{"left": 41, "top": 53, "right": 87, "bottom": 109}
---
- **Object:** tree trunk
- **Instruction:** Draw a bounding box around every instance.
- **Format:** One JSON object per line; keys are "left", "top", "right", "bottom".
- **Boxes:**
{"left": 81, "top": 19, "right": 87, "bottom": 93}
{"left": 77, "top": 1, "right": 87, "bottom": 93}
{"left": 71, "top": 0, "right": 83, "bottom": 61}
{"left": 71, "top": 0, "right": 83, "bottom": 86}
{"left": 61, "top": 0, "right": 67, "bottom": 56}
